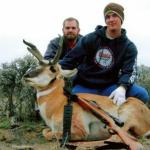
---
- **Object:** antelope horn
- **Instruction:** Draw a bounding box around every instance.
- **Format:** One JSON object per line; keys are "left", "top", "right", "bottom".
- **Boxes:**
{"left": 50, "top": 35, "right": 63, "bottom": 65}
{"left": 23, "top": 39, "right": 44, "bottom": 61}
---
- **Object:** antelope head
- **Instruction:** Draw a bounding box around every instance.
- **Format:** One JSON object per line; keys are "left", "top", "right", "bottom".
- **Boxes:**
{"left": 23, "top": 37, "right": 63, "bottom": 90}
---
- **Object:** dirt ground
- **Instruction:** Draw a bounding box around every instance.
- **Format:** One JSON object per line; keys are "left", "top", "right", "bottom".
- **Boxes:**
{"left": 0, "top": 122, "right": 150, "bottom": 150}
{"left": 0, "top": 121, "right": 66, "bottom": 150}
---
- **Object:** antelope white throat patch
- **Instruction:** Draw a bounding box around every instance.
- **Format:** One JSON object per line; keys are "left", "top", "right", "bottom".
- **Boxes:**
{"left": 37, "top": 87, "right": 56, "bottom": 98}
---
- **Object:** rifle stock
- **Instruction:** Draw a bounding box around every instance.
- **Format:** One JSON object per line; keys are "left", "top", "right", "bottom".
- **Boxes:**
{"left": 76, "top": 97, "right": 143, "bottom": 150}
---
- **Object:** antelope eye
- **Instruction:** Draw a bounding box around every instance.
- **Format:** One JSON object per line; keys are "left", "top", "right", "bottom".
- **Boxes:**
{"left": 50, "top": 66, "right": 56, "bottom": 73}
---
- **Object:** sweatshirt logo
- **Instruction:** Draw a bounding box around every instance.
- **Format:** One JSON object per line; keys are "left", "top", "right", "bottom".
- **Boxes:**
{"left": 95, "top": 48, "right": 113, "bottom": 68}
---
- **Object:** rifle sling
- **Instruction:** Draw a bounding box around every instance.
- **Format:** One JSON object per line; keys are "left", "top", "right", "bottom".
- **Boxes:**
{"left": 61, "top": 87, "right": 124, "bottom": 147}
{"left": 61, "top": 80, "right": 74, "bottom": 147}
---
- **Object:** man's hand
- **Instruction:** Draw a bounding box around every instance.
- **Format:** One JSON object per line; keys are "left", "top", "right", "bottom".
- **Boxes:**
{"left": 109, "top": 86, "right": 126, "bottom": 106}
{"left": 58, "top": 64, "right": 78, "bottom": 78}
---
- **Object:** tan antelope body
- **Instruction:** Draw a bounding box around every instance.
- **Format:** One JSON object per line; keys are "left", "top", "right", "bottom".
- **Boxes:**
{"left": 23, "top": 40, "right": 150, "bottom": 149}
{"left": 23, "top": 64, "right": 150, "bottom": 139}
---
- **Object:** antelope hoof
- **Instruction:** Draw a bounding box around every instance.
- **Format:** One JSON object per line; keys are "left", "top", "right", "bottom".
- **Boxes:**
{"left": 42, "top": 128, "right": 52, "bottom": 141}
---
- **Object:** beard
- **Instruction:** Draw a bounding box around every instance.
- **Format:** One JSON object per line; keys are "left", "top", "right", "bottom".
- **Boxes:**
{"left": 65, "top": 33, "right": 77, "bottom": 41}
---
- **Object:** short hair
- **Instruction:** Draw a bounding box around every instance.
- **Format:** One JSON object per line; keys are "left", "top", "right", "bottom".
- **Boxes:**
{"left": 63, "top": 17, "right": 80, "bottom": 28}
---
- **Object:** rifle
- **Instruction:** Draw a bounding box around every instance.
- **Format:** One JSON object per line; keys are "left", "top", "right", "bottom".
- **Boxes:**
{"left": 75, "top": 96, "right": 143, "bottom": 150}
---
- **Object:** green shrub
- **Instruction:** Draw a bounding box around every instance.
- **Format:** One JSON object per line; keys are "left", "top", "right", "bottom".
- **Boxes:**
{"left": 0, "top": 117, "right": 10, "bottom": 129}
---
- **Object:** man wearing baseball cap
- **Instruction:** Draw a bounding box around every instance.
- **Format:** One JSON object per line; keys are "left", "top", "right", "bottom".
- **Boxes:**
{"left": 60, "top": 3, "right": 149, "bottom": 105}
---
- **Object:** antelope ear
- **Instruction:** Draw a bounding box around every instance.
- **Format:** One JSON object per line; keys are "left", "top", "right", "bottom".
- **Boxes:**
{"left": 57, "top": 63, "right": 78, "bottom": 78}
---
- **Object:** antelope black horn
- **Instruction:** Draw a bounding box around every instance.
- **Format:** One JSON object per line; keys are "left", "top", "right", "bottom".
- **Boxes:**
{"left": 23, "top": 39, "right": 43, "bottom": 61}
{"left": 50, "top": 35, "right": 63, "bottom": 65}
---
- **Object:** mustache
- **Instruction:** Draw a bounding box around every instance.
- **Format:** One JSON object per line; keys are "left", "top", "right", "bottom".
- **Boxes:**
{"left": 66, "top": 32, "right": 75, "bottom": 35}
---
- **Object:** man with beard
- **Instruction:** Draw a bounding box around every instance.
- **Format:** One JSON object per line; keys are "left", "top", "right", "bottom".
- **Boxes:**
{"left": 44, "top": 17, "right": 82, "bottom": 60}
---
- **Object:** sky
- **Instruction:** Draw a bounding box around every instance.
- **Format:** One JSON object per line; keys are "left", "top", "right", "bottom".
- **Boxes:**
{"left": 0, "top": 0, "right": 150, "bottom": 66}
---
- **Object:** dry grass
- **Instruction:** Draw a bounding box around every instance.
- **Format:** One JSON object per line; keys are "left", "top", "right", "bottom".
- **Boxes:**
{"left": 0, "top": 120, "right": 150, "bottom": 150}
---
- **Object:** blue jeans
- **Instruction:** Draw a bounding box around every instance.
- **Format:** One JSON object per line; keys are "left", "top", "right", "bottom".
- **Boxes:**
{"left": 72, "top": 84, "right": 149, "bottom": 103}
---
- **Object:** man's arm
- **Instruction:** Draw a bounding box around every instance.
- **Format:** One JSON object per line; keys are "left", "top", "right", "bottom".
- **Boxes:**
{"left": 44, "top": 37, "right": 60, "bottom": 60}
{"left": 59, "top": 36, "right": 87, "bottom": 70}
{"left": 118, "top": 42, "right": 138, "bottom": 88}
{"left": 109, "top": 42, "right": 138, "bottom": 106}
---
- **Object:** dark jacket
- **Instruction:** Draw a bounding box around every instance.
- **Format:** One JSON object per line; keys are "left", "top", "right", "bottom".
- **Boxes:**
{"left": 44, "top": 35, "right": 82, "bottom": 60}
{"left": 60, "top": 25, "right": 138, "bottom": 89}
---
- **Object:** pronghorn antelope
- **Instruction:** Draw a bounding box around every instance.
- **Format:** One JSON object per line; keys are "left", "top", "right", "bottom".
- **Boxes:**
{"left": 23, "top": 39, "right": 150, "bottom": 150}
